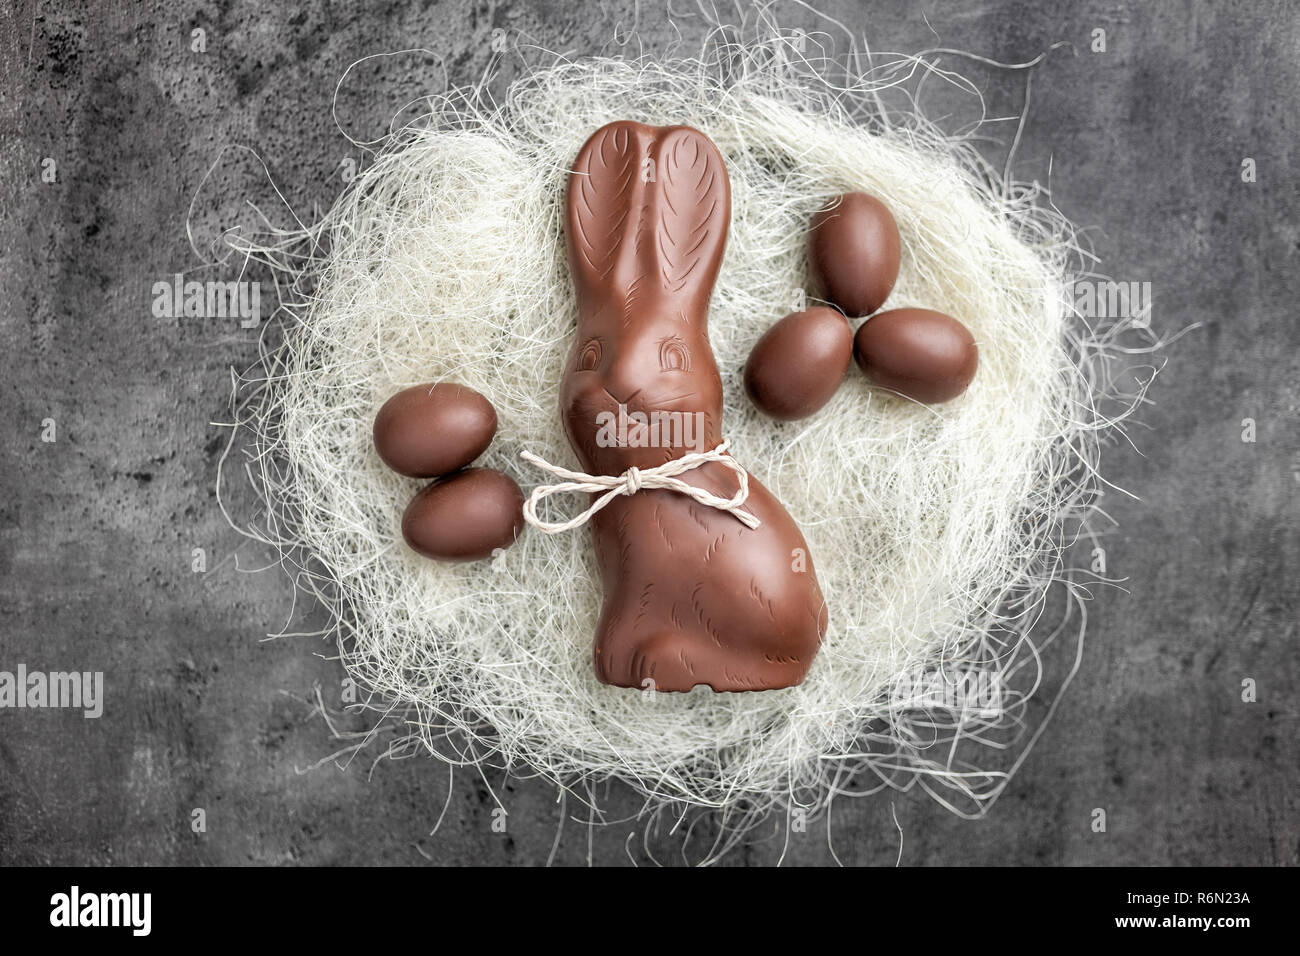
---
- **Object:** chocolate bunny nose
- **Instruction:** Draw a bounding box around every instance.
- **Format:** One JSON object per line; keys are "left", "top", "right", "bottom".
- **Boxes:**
{"left": 603, "top": 384, "right": 641, "bottom": 406}
{"left": 599, "top": 354, "right": 645, "bottom": 405}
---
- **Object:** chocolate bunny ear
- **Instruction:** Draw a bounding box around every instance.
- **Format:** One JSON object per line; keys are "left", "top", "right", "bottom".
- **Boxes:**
{"left": 645, "top": 126, "right": 731, "bottom": 312}
{"left": 566, "top": 121, "right": 644, "bottom": 306}
{"left": 566, "top": 122, "right": 730, "bottom": 316}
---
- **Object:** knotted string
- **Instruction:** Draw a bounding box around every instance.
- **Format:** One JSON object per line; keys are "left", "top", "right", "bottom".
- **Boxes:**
{"left": 519, "top": 440, "right": 761, "bottom": 533}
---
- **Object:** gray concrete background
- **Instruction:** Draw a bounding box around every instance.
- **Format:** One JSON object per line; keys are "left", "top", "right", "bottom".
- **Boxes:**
{"left": 0, "top": 0, "right": 1296, "bottom": 866}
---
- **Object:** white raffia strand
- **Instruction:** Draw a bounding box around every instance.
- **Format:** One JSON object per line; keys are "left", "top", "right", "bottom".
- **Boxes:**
{"left": 215, "top": 8, "right": 1162, "bottom": 860}
{"left": 520, "top": 441, "right": 761, "bottom": 533}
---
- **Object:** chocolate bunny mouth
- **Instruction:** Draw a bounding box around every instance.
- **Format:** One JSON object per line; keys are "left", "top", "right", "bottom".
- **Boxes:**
{"left": 601, "top": 387, "right": 705, "bottom": 415}
{"left": 569, "top": 387, "right": 709, "bottom": 423}
{"left": 566, "top": 398, "right": 718, "bottom": 467}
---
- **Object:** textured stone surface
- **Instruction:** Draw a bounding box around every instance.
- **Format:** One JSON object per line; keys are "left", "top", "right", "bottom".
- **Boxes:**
{"left": 0, "top": 0, "right": 1295, "bottom": 865}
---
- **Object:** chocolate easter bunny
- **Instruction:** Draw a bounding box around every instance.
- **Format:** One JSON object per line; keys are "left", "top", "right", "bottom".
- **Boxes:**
{"left": 534, "top": 120, "right": 827, "bottom": 692}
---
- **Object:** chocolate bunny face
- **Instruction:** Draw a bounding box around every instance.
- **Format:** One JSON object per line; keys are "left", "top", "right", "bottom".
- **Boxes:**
{"left": 561, "top": 122, "right": 727, "bottom": 475}
{"left": 560, "top": 121, "right": 827, "bottom": 692}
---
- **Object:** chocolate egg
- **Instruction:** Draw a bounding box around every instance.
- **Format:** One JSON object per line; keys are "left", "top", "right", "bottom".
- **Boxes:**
{"left": 402, "top": 468, "right": 525, "bottom": 561}
{"left": 743, "top": 307, "right": 853, "bottom": 420}
{"left": 853, "top": 308, "right": 978, "bottom": 404}
{"left": 373, "top": 383, "right": 497, "bottom": 478}
{"left": 809, "top": 192, "right": 901, "bottom": 318}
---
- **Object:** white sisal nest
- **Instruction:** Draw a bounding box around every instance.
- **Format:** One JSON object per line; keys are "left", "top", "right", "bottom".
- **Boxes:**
{"left": 219, "top": 24, "right": 1148, "bottom": 853}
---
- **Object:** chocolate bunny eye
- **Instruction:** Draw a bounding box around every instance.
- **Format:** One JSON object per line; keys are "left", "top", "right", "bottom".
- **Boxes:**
{"left": 659, "top": 337, "right": 691, "bottom": 372}
{"left": 577, "top": 339, "right": 602, "bottom": 371}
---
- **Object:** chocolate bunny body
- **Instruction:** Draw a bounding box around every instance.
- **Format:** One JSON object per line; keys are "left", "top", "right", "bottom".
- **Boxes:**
{"left": 561, "top": 121, "right": 827, "bottom": 691}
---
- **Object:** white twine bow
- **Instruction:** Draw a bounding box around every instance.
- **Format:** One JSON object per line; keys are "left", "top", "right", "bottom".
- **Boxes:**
{"left": 519, "top": 440, "right": 761, "bottom": 533}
